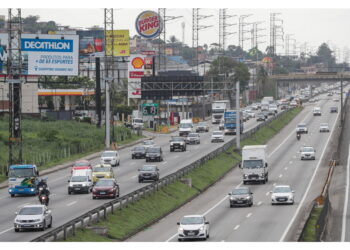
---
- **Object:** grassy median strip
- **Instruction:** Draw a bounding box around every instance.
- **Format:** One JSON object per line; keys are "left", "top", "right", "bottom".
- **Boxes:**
{"left": 64, "top": 107, "right": 302, "bottom": 242}
{"left": 300, "top": 206, "right": 323, "bottom": 241}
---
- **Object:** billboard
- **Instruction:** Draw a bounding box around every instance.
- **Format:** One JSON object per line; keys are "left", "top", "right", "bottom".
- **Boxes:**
{"left": 128, "top": 54, "right": 145, "bottom": 99}
{"left": 0, "top": 33, "right": 79, "bottom": 76}
{"left": 77, "top": 30, "right": 104, "bottom": 58}
{"left": 135, "top": 11, "right": 163, "bottom": 39}
{"left": 105, "top": 30, "right": 130, "bottom": 57}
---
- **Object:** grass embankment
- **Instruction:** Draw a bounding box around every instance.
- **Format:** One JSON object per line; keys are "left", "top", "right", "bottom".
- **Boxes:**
{"left": 300, "top": 206, "right": 323, "bottom": 241}
{"left": 0, "top": 115, "right": 143, "bottom": 181}
{"left": 65, "top": 107, "right": 303, "bottom": 241}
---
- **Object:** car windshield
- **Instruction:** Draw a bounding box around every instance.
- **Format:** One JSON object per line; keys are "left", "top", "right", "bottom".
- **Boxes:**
{"left": 297, "top": 124, "right": 306, "bottom": 128}
{"left": 213, "top": 132, "right": 223, "bottom": 135}
{"left": 147, "top": 148, "right": 160, "bottom": 153}
{"left": 102, "top": 152, "right": 116, "bottom": 157}
{"left": 74, "top": 161, "right": 89, "bottom": 167}
{"left": 257, "top": 114, "right": 264, "bottom": 117}
{"left": 243, "top": 160, "right": 263, "bottom": 169}
{"left": 273, "top": 186, "right": 291, "bottom": 193}
{"left": 232, "top": 188, "right": 249, "bottom": 195}
{"left": 302, "top": 147, "right": 314, "bottom": 152}
{"left": 93, "top": 167, "right": 110, "bottom": 172}
{"left": 8, "top": 168, "right": 36, "bottom": 178}
{"left": 171, "top": 137, "right": 184, "bottom": 141}
{"left": 95, "top": 180, "right": 114, "bottom": 187}
{"left": 141, "top": 166, "right": 156, "bottom": 171}
{"left": 198, "top": 122, "right": 207, "bottom": 126}
{"left": 188, "top": 134, "right": 198, "bottom": 137}
{"left": 180, "top": 123, "right": 192, "bottom": 128}
{"left": 180, "top": 216, "right": 204, "bottom": 225}
{"left": 320, "top": 123, "right": 328, "bottom": 127}
{"left": 212, "top": 109, "right": 225, "bottom": 113}
{"left": 19, "top": 207, "right": 43, "bottom": 215}
{"left": 133, "top": 146, "right": 145, "bottom": 151}
{"left": 71, "top": 176, "right": 88, "bottom": 182}
{"left": 133, "top": 119, "right": 143, "bottom": 123}
{"left": 144, "top": 141, "right": 154, "bottom": 145}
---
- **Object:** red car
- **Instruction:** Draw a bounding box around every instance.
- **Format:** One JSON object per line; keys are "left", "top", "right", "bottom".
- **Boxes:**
{"left": 71, "top": 160, "right": 92, "bottom": 173}
{"left": 92, "top": 178, "right": 120, "bottom": 199}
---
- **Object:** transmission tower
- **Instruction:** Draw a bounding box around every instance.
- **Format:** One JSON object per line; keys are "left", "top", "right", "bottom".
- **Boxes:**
{"left": 192, "top": 8, "right": 213, "bottom": 73}
{"left": 7, "top": 8, "right": 23, "bottom": 166}
{"left": 285, "top": 34, "right": 295, "bottom": 57}
{"left": 219, "top": 9, "right": 236, "bottom": 52}
{"left": 181, "top": 22, "right": 185, "bottom": 44}
{"left": 157, "top": 8, "right": 182, "bottom": 72}
{"left": 270, "top": 13, "right": 284, "bottom": 56}
{"left": 104, "top": 8, "right": 115, "bottom": 80}
{"left": 238, "top": 14, "right": 253, "bottom": 51}
{"left": 251, "top": 21, "right": 266, "bottom": 50}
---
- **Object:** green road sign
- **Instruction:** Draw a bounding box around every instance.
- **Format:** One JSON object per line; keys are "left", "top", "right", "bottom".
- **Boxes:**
{"left": 142, "top": 103, "right": 159, "bottom": 116}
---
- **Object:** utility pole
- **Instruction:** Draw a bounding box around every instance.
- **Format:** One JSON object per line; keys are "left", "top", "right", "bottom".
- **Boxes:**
{"left": 158, "top": 8, "right": 182, "bottom": 72}
{"left": 269, "top": 13, "right": 284, "bottom": 56}
{"left": 285, "top": 34, "right": 294, "bottom": 57}
{"left": 104, "top": 8, "right": 115, "bottom": 149}
{"left": 192, "top": 8, "right": 213, "bottom": 73}
{"left": 236, "top": 81, "right": 240, "bottom": 149}
{"left": 7, "top": 8, "right": 23, "bottom": 166}
{"left": 238, "top": 14, "right": 252, "bottom": 51}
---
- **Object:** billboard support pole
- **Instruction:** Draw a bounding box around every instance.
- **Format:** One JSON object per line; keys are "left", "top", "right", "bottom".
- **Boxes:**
{"left": 95, "top": 57, "right": 102, "bottom": 128}
{"left": 105, "top": 79, "right": 110, "bottom": 149}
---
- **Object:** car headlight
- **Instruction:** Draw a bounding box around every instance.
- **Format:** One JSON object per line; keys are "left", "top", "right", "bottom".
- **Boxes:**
{"left": 15, "top": 219, "right": 20, "bottom": 222}
{"left": 260, "top": 173, "right": 265, "bottom": 177}
{"left": 92, "top": 188, "right": 96, "bottom": 192}
{"left": 199, "top": 226, "right": 205, "bottom": 231}
{"left": 178, "top": 227, "right": 184, "bottom": 232}
{"left": 81, "top": 183, "right": 86, "bottom": 187}
{"left": 9, "top": 188, "right": 13, "bottom": 192}
{"left": 30, "top": 188, "right": 35, "bottom": 192}
{"left": 243, "top": 174, "right": 248, "bottom": 178}
{"left": 230, "top": 196, "right": 235, "bottom": 200}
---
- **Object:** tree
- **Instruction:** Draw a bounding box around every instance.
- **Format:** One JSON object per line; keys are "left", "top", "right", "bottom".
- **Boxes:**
{"left": 233, "top": 62, "right": 251, "bottom": 92}
{"left": 316, "top": 43, "right": 336, "bottom": 70}
{"left": 256, "top": 66, "right": 268, "bottom": 97}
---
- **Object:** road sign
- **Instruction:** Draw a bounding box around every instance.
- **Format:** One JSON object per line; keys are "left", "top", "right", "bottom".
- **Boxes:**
{"left": 142, "top": 103, "right": 159, "bottom": 116}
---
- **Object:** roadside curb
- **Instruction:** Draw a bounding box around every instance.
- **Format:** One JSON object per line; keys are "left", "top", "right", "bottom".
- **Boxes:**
{"left": 0, "top": 135, "right": 154, "bottom": 190}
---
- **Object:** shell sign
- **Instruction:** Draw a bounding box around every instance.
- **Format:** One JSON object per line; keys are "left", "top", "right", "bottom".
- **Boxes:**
{"left": 131, "top": 57, "right": 144, "bottom": 69}
{"left": 135, "top": 10, "right": 163, "bottom": 39}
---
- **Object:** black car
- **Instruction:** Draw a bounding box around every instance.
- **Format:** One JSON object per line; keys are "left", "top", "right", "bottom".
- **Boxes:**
{"left": 330, "top": 107, "right": 338, "bottom": 113}
{"left": 138, "top": 165, "right": 159, "bottom": 183}
{"left": 228, "top": 187, "right": 253, "bottom": 207}
{"left": 131, "top": 146, "right": 147, "bottom": 159}
{"left": 146, "top": 146, "right": 164, "bottom": 162}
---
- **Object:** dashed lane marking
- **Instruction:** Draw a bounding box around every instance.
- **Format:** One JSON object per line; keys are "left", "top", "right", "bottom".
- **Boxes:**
{"left": 234, "top": 225, "right": 240, "bottom": 230}
{"left": 279, "top": 174, "right": 283, "bottom": 178}
{"left": 246, "top": 213, "right": 252, "bottom": 218}
{"left": 257, "top": 201, "right": 262, "bottom": 206}
{"left": 66, "top": 201, "right": 77, "bottom": 207}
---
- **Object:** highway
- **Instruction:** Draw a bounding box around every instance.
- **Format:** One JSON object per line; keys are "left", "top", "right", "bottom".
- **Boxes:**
{"left": 128, "top": 93, "right": 344, "bottom": 242}
{"left": 0, "top": 110, "right": 261, "bottom": 241}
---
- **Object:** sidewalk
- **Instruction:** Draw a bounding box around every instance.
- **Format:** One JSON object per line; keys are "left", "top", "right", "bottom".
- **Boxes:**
{"left": 0, "top": 135, "right": 153, "bottom": 189}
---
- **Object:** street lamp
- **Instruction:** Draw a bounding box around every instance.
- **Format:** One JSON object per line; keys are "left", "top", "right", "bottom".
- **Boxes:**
{"left": 104, "top": 76, "right": 114, "bottom": 149}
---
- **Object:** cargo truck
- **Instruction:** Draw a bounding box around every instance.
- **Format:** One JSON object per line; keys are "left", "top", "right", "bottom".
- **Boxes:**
{"left": 240, "top": 145, "right": 269, "bottom": 184}
{"left": 223, "top": 110, "right": 243, "bottom": 135}
{"left": 211, "top": 100, "right": 230, "bottom": 124}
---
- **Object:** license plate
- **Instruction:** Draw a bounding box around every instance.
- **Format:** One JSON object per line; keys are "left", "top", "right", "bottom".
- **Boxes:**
{"left": 23, "top": 224, "right": 31, "bottom": 227}
{"left": 74, "top": 188, "right": 81, "bottom": 190}
{"left": 100, "top": 192, "right": 106, "bottom": 195}
{"left": 237, "top": 200, "right": 243, "bottom": 203}
{"left": 188, "top": 232, "right": 195, "bottom": 236}
{"left": 19, "top": 189, "right": 24, "bottom": 191}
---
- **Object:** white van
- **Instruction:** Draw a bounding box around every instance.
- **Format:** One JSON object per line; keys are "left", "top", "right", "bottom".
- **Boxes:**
{"left": 132, "top": 118, "right": 144, "bottom": 129}
{"left": 179, "top": 119, "right": 194, "bottom": 136}
{"left": 68, "top": 169, "right": 93, "bottom": 194}
{"left": 72, "top": 168, "right": 93, "bottom": 180}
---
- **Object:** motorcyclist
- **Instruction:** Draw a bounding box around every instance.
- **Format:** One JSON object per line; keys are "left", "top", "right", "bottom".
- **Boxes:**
{"left": 296, "top": 131, "right": 301, "bottom": 140}
{"left": 38, "top": 186, "right": 50, "bottom": 205}
{"left": 37, "top": 178, "right": 47, "bottom": 190}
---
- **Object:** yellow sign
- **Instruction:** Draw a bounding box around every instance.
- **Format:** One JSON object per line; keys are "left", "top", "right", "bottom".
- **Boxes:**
{"left": 105, "top": 30, "right": 130, "bottom": 57}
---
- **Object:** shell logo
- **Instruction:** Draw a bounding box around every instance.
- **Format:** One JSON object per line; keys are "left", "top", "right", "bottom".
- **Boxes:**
{"left": 135, "top": 10, "right": 163, "bottom": 39}
{"left": 131, "top": 57, "right": 144, "bottom": 69}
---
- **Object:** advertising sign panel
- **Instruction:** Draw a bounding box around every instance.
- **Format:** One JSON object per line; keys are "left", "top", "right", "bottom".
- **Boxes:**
{"left": 142, "top": 103, "right": 159, "bottom": 116}
{"left": 77, "top": 30, "right": 104, "bottom": 58}
{"left": 135, "top": 11, "right": 163, "bottom": 39}
{"left": 105, "top": 30, "right": 130, "bottom": 57}
{"left": 0, "top": 33, "right": 79, "bottom": 76}
{"left": 128, "top": 54, "right": 145, "bottom": 99}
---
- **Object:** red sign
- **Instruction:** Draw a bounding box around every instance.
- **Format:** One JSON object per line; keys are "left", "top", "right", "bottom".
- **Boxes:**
{"left": 129, "top": 71, "right": 144, "bottom": 78}
{"left": 94, "top": 38, "right": 103, "bottom": 52}
{"left": 141, "top": 50, "right": 156, "bottom": 55}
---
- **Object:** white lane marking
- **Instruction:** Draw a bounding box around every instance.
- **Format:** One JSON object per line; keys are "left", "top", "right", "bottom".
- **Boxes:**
{"left": 131, "top": 175, "right": 138, "bottom": 179}
{"left": 268, "top": 112, "right": 309, "bottom": 158}
{"left": 293, "top": 155, "right": 296, "bottom": 159}
{"left": 0, "top": 227, "right": 14, "bottom": 235}
{"left": 174, "top": 155, "right": 179, "bottom": 159}
{"left": 234, "top": 225, "right": 240, "bottom": 230}
{"left": 273, "top": 183, "right": 276, "bottom": 186}
{"left": 18, "top": 203, "right": 30, "bottom": 208}
{"left": 266, "top": 192, "right": 270, "bottom": 196}
{"left": 257, "top": 201, "right": 262, "bottom": 206}
{"left": 279, "top": 174, "right": 283, "bottom": 178}
{"left": 341, "top": 142, "right": 350, "bottom": 241}
{"left": 289, "top": 161, "right": 293, "bottom": 164}
{"left": 162, "top": 161, "right": 167, "bottom": 165}
{"left": 246, "top": 213, "right": 252, "bottom": 218}
{"left": 280, "top": 110, "right": 341, "bottom": 242}
{"left": 130, "top": 162, "right": 136, "bottom": 166}
{"left": 66, "top": 201, "right": 77, "bottom": 207}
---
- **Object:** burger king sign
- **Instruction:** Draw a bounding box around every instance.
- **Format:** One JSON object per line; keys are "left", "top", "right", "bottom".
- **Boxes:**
{"left": 135, "top": 10, "right": 163, "bottom": 39}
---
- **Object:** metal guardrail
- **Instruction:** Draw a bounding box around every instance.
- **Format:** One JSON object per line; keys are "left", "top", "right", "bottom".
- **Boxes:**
{"left": 31, "top": 109, "right": 291, "bottom": 242}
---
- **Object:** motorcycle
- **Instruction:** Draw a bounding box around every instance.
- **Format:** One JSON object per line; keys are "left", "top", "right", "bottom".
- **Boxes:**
{"left": 39, "top": 194, "right": 49, "bottom": 206}
{"left": 296, "top": 133, "right": 301, "bottom": 141}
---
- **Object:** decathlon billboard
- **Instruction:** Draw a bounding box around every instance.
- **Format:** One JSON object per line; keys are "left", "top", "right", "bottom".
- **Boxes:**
{"left": 21, "top": 34, "right": 79, "bottom": 76}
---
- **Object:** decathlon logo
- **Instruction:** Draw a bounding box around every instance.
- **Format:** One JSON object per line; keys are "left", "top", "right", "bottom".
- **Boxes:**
{"left": 21, "top": 38, "right": 73, "bottom": 52}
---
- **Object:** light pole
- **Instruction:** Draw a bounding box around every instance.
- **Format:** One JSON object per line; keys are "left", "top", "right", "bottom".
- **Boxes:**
{"left": 236, "top": 80, "right": 240, "bottom": 149}
{"left": 105, "top": 77, "right": 113, "bottom": 149}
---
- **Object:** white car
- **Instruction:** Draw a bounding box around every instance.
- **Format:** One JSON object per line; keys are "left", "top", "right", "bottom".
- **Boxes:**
{"left": 313, "top": 107, "right": 322, "bottom": 116}
{"left": 68, "top": 175, "right": 93, "bottom": 194}
{"left": 211, "top": 131, "right": 224, "bottom": 143}
{"left": 177, "top": 215, "right": 209, "bottom": 241}
{"left": 219, "top": 119, "right": 225, "bottom": 130}
{"left": 271, "top": 185, "right": 294, "bottom": 205}
{"left": 100, "top": 150, "right": 120, "bottom": 167}
{"left": 319, "top": 123, "right": 330, "bottom": 133}
{"left": 290, "top": 100, "right": 298, "bottom": 107}
{"left": 14, "top": 205, "right": 52, "bottom": 232}
{"left": 143, "top": 140, "right": 155, "bottom": 149}
{"left": 246, "top": 111, "right": 256, "bottom": 118}
{"left": 300, "top": 146, "right": 316, "bottom": 160}
{"left": 296, "top": 123, "right": 308, "bottom": 134}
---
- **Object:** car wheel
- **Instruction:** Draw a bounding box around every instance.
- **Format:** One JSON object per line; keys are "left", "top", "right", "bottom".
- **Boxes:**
{"left": 10, "top": 194, "right": 14, "bottom": 198}
{"left": 243, "top": 181, "right": 247, "bottom": 185}
{"left": 14, "top": 228, "right": 19, "bottom": 232}
{"left": 68, "top": 190, "right": 71, "bottom": 195}
{"left": 178, "top": 238, "right": 183, "bottom": 242}
{"left": 117, "top": 193, "right": 120, "bottom": 198}
{"left": 146, "top": 159, "right": 148, "bottom": 162}
{"left": 138, "top": 179, "right": 142, "bottom": 183}
{"left": 132, "top": 156, "right": 134, "bottom": 159}
{"left": 249, "top": 203, "right": 253, "bottom": 207}
{"left": 230, "top": 204, "right": 233, "bottom": 208}
{"left": 48, "top": 217, "right": 53, "bottom": 228}
{"left": 262, "top": 180, "right": 266, "bottom": 184}
{"left": 93, "top": 196, "right": 96, "bottom": 199}
{"left": 41, "top": 221, "right": 46, "bottom": 231}
{"left": 117, "top": 161, "right": 120, "bottom": 166}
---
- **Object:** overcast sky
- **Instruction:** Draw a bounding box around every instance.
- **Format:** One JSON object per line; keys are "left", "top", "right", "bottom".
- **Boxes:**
{"left": 1, "top": 1, "right": 349, "bottom": 62}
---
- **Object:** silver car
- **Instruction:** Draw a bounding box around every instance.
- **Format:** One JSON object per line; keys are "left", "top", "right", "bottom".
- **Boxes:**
{"left": 14, "top": 205, "right": 52, "bottom": 232}
{"left": 211, "top": 131, "right": 224, "bottom": 143}
{"left": 271, "top": 185, "right": 295, "bottom": 205}
{"left": 319, "top": 123, "right": 330, "bottom": 133}
{"left": 100, "top": 150, "right": 120, "bottom": 167}
{"left": 177, "top": 215, "right": 209, "bottom": 241}
{"left": 228, "top": 187, "right": 253, "bottom": 207}
{"left": 195, "top": 122, "right": 209, "bottom": 133}
{"left": 300, "top": 146, "right": 316, "bottom": 160}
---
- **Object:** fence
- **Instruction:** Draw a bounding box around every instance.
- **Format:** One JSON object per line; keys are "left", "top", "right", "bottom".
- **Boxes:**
{"left": 31, "top": 109, "right": 290, "bottom": 242}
